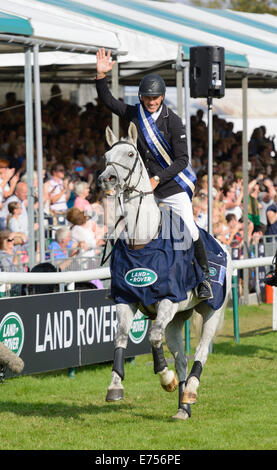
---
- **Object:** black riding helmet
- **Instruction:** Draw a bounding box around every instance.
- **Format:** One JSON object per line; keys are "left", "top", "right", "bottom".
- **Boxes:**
{"left": 138, "top": 73, "right": 166, "bottom": 98}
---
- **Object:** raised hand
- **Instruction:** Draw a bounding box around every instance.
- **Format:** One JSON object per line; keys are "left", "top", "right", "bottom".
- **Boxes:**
{"left": 96, "top": 48, "right": 116, "bottom": 78}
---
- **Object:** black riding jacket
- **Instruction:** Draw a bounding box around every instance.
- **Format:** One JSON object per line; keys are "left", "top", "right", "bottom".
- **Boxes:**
{"left": 96, "top": 77, "right": 189, "bottom": 199}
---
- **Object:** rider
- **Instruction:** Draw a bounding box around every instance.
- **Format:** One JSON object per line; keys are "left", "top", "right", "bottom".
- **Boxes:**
{"left": 95, "top": 48, "right": 213, "bottom": 300}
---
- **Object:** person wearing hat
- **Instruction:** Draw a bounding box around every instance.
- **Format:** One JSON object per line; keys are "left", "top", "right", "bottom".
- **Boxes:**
{"left": 95, "top": 48, "right": 213, "bottom": 300}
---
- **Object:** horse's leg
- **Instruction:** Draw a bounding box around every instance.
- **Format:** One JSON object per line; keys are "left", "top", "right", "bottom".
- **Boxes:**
{"left": 149, "top": 299, "right": 178, "bottom": 348}
{"left": 152, "top": 344, "right": 178, "bottom": 392}
{"left": 106, "top": 303, "right": 137, "bottom": 402}
{"left": 182, "top": 303, "right": 224, "bottom": 405}
{"left": 165, "top": 310, "right": 193, "bottom": 420}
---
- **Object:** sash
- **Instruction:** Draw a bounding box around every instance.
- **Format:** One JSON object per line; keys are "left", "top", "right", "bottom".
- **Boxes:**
{"left": 137, "top": 104, "right": 196, "bottom": 199}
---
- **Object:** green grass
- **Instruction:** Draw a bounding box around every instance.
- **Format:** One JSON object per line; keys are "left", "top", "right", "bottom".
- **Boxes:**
{"left": 0, "top": 303, "right": 276, "bottom": 450}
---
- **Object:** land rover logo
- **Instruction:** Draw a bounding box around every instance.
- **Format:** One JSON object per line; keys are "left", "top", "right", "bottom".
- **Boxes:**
{"left": 0, "top": 312, "right": 24, "bottom": 356}
{"left": 125, "top": 268, "right": 158, "bottom": 287}
{"left": 209, "top": 266, "right": 217, "bottom": 277}
{"left": 129, "top": 310, "right": 148, "bottom": 344}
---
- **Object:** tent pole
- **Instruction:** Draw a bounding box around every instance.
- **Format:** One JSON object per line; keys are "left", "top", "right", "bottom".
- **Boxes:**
{"left": 176, "top": 49, "right": 183, "bottom": 121}
{"left": 242, "top": 76, "right": 249, "bottom": 304}
{"left": 207, "top": 96, "right": 213, "bottom": 235}
{"left": 24, "top": 47, "right": 35, "bottom": 269}
{"left": 111, "top": 59, "right": 119, "bottom": 139}
{"left": 33, "top": 44, "right": 45, "bottom": 262}
{"left": 183, "top": 63, "right": 191, "bottom": 162}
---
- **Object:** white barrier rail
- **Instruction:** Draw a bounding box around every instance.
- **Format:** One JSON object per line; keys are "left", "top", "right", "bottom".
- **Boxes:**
{"left": 232, "top": 256, "right": 273, "bottom": 270}
{"left": 0, "top": 257, "right": 276, "bottom": 334}
{"left": 0, "top": 267, "right": 111, "bottom": 284}
{"left": 0, "top": 256, "right": 273, "bottom": 284}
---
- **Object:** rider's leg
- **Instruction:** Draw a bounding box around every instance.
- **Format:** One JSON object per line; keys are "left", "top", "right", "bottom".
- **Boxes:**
{"left": 157, "top": 192, "right": 213, "bottom": 300}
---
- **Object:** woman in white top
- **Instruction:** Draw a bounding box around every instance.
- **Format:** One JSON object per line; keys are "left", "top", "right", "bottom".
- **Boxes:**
{"left": 66, "top": 207, "right": 103, "bottom": 258}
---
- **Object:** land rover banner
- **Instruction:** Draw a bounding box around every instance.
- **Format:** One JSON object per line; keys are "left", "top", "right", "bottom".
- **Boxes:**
{"left": 0, "top": 289, "right": 151, "bottom": 377}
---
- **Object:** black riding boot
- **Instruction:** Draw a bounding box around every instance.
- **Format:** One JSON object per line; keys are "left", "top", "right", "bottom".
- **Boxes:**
{"left": 194, "top": 236, "right": 213, "bottom": 300}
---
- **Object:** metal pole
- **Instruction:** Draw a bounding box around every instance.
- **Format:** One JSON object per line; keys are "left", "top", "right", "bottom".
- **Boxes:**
{"left": 33, "top": 44, "right": 45, "bottom": 262}
{"left": 232, "top": 271, "right": 240, "bottom": 343}
{"left": 111, "top": 59, "right": 119, "bottom": 139}
{"left": 185, "top": 320, "right": 190, "bottom": 355}
{"left": 242, "top": 76, "right": 249, "bottom": 304}
{"left": 176, "top": 68, "right": 183, "bottom": 120}
{"left": 183, "top": 63, "right": 191, "bottom": 162}
{"left": 24, "top": 47, "right": 35, "bottom": 269}
{"left": 207, "top": 96, "right": 213, "bottom": 235}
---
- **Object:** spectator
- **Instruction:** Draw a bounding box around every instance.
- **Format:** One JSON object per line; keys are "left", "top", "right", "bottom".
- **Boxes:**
{"left": 248, "top": 178, "right": 262, "bottom": 233}
{"left": 0, "top": 229, "right": 23, "bottom": 295}
{"left": 73, "top": 181, "right": 94, "bottom": 217}
{"left": 265, "top": 198, "right": 277, "bottom": 240}
{"left": 259, "top": 177, "right": 276, "bottom": 233}
{"left": 48, "top": 163, "right": 74, "bottom": 215}
{"left": 0, "top": 181, "right": 28, "bottom": 235}
{"left": 46, "top": 226, "right": 81, "bottom": 270}
{"left": 193, "top": 196, "right": 208, "bottom": 231}
{"left": 66, "top": 207, "right": 104, "bottom": 257}
{"left": 222, "top": 180, "right": 243, "bottom": 221}
{"left": 6, "top": 201, "right": 28, "bottom": 244}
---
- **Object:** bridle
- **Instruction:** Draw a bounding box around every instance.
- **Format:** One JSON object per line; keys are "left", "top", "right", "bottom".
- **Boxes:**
{"left": 100, "top": 140, "right": 159, "bottom": 264}
{"left": 106, "top": 141, "right": 146, "bottom": 195}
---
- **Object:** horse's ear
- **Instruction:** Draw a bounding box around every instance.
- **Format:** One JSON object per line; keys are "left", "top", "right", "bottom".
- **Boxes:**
{"left": 128, "top": 122, "right": 138, "bottom": 146}
{"left": 105, "top": 126, "right": 118, "bottom": 148}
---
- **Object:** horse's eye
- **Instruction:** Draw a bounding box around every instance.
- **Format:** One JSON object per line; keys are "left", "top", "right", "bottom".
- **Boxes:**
{"left": 128, "top": 151, "right": 134, "bottom": 157}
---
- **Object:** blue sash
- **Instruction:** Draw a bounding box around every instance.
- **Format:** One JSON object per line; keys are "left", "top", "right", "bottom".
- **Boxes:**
{"left": 137, "top": 104, "right": 196, "bottom": 199}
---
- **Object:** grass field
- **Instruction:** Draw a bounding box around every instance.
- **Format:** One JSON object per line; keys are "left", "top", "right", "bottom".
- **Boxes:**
{"left": 0, "top": 303, "right": 276, "bottom": 450}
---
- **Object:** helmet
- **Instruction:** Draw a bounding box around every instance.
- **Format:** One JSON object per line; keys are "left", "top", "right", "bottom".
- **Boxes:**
{"left": 138, "top": 73, "right": 166, "bottom": 97}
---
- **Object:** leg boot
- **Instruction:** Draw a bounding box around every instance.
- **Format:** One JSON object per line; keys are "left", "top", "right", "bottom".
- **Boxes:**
{"left": 193, "top": 235, "right": 213, "bottom": 300}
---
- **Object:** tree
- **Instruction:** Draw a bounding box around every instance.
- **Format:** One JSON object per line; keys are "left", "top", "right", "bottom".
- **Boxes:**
{"left": 190, "top": 0, "right": 277, "bottom": 15}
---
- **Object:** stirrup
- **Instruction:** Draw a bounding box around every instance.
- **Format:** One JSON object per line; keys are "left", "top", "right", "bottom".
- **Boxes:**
{"left": 196, "top": 280, "right": 213, "bottom": 300}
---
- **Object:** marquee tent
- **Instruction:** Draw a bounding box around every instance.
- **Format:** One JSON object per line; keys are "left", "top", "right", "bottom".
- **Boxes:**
{"left": 1, "top": 0, "right": 277, "bottom": 272}
{"left": 27, "top": 0, "right": 277, "bottom": 88}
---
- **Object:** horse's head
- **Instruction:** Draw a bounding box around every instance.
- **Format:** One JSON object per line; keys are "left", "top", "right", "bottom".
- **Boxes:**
{"left": 98, "top": 122, "right": 140, "bottom": 196}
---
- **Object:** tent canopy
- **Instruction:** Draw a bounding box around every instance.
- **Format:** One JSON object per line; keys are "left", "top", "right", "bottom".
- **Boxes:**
{"left": 32, "top": 0, "right": 277, "bottom": 87}
{"left": 0, "top": 0, "right": 277, "bottom": 87}
{"left": 0, "top": 11, "right": 33, "bottom": 36}
{"left": 0, "top": 0, "right": 121, "bottom": 56}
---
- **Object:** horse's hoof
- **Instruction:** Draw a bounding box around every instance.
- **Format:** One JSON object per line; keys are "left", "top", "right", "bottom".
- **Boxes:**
{"left": 105, "top": 388, "right": 124, "bottom": 402}
{"left": 181, "top": 391, "right": 197, "bottom": 404}
{"left": 161, "top": 375, "right": 178, "bottom": 392}
{"left": 172, "top": 408, "right": 190, "bottom": 421}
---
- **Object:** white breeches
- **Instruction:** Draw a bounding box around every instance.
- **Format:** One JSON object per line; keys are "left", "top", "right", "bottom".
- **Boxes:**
{"left": 157, "top": 192, "right": 200, "bottom": 242}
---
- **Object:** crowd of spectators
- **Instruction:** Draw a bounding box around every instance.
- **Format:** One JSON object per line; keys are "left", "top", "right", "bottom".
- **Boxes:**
{"left": 192, "top": 109, "right": 277, "bottom": 251}
{"left": 0, "top": 86, "right": 276, "bottom": 285}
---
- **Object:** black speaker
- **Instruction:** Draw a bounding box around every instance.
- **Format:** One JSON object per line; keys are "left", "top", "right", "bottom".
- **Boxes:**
{"left": 189, "top": 46, "right": 225, "bottom": 98}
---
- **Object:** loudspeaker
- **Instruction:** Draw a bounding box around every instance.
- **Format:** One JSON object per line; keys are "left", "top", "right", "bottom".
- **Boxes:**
{"left": 189, "top": 46, "right": 225, "bottom": 98}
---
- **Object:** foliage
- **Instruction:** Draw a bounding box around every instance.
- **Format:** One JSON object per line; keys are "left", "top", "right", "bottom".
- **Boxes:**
{"left": 190, "top": 0, "right": 277, "bottom": 15}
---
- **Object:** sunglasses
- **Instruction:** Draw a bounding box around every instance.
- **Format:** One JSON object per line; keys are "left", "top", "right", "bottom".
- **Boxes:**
{"left": 7, "top": 238, "right": 14, "bottom": 242}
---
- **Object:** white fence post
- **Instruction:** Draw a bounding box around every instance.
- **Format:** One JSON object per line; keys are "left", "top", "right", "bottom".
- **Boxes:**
{"left": 273, "top": 287, "right": 277, "bottom": 331}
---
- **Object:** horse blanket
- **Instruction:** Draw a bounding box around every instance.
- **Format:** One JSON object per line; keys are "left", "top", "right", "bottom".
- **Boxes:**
{"left": 110, "top": 209, "right": 227, "bottom": 310}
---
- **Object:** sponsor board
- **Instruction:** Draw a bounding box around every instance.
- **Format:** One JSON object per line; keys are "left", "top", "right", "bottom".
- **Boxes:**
{"left": 0, "top": 289, "right": 151, "bottom": 376}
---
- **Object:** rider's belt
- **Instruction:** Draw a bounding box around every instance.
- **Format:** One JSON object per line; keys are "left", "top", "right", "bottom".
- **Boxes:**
{"left": 137, "top": 104, "right": 196, "bottom": 200}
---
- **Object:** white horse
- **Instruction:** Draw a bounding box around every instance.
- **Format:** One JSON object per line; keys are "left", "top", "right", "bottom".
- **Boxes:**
{"left": 99, "top": 123, "right": 232, "bottom": 420}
